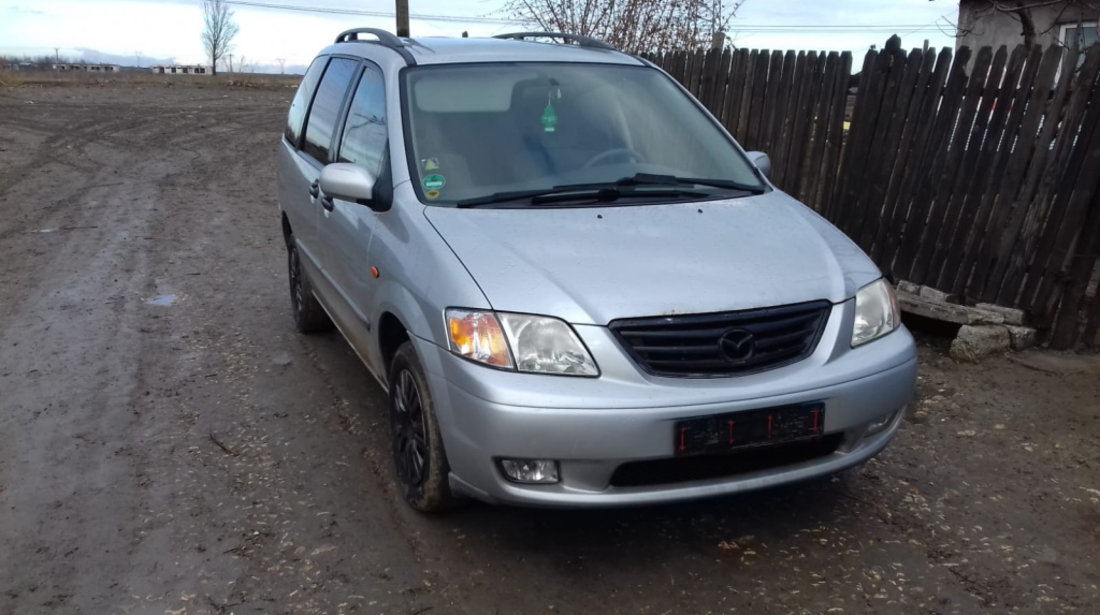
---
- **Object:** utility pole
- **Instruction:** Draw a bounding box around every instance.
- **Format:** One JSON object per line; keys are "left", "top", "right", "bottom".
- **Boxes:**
{"left": 227, "top": 52, "right": 234, "bottom": 73}
{"left": 396, "top": 0, "right": 409, "bottom": 37}
{"left": 53, "top": 47, "right": 60, "bottom": 62}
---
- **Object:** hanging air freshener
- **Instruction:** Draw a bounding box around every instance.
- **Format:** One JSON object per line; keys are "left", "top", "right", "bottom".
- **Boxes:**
{"left": 541, "top": 89, "right": 558, "bottom": 133}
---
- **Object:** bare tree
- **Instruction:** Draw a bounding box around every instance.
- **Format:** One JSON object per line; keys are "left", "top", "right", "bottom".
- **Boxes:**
{"left": 505, "top": 0, "right": 746, "bottom": 54}
{"left": 201, "top": 0, "right": 239, "bottom": 76}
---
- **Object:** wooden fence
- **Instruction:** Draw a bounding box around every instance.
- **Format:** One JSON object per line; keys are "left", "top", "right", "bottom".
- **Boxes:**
{"left": 646, "top": 48, "right": 852, "bottom": 213}
{"left": 649, "top": 42, "right": 1100, "bottom": 350}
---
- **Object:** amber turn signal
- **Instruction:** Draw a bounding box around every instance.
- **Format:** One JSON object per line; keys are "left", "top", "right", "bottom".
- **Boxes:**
{"left": 446, "top": 309, "right": 513, "bottom": 368}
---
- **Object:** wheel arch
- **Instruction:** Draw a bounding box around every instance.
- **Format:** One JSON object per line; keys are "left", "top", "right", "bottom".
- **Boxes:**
{"left": 378, "top": 311, "right": 410, "bottom": 378}
{"left": 281, "top": 211, "right": 293, "bottom": 248}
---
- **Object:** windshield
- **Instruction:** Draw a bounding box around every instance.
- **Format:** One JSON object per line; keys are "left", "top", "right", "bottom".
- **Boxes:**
{"left": 401, "top": 62, "right": 766, "bottom": 205}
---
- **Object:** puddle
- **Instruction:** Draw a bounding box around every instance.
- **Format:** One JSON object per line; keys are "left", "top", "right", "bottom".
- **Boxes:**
{"left": 33, "top": 228, "right": 58, "bottom": 234}
{"left": 145, "top": 294, "right": 178, "bottom": 306}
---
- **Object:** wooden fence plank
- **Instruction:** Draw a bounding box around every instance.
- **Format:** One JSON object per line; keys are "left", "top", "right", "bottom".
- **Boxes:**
{"left": 804, "top": 51, "right": 839, "bottom": 210}
{"left": 992, "top": 47, "right": 1082, "bottom": 304}
{"left": 907, "top": 46, "right": 994, "bottom": 283}
{"left": 949, "top": 44, "right": 1041, "bottom": 296}
{"left": 698, "top": 47, "right": 723, "bottom": 116}
{"left": 713, "top": 48, "right": 733, "bottom": 125}
{"left": 877, "top": 48, "right": 949, "bottom": 274}
{"left": 783, "top": 52, "right": 815, "bottom": 196}
{"left": 1022, "top": 46, "right": 1100, "bottom": 319}
{"left": 686, "top": 49, "right": 705, "bottom": 98}
{"left": 971, "top": 45, "right": 1061, "bottom": 301}
{"left": 757, "top": 50, "right": 782, "bottom": 154}
{"left": 828, "top": 49, "right": 877, "bottom": 221}
{"left": 837, "top": 48, "right": 894, "bottom": 239}
{"left": 795, "top": 52, "right": 830, "bottom": 203}
{"left": 745, "top": 50, "right": 771, "bottom": 149}
{"left": 1050, "top": 187, "right": 1100, "bottom": 347}
{"left": 937, "top": 45, "right": 1029, "bottom": 292}
{"left": 817, "top": 52, "right": 852, "bottom": 216}
{"left": 862, "top": 48, "right": 923, "bottom": 259}
{"left": 770, "top": 50, "right": 799, "bottom": 188}
{"left": 894, "top": 46, "right": 972, "bottom": 282}
{"left": 736, "top": 50, "right": 759, "bottom": 142}
{"left": 1083, "top": 275, "right": 1100, "bottom": 349}
{"left": 922, "top": 46, "right": 1007, "bottom": 284}
{"left": 723, "top": 49, "right": 749, "bottom": 137}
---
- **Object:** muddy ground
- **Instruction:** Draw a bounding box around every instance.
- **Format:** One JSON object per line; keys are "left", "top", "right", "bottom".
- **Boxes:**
{"left": 0, "top": 83, "right": 1098, "bottom": 615}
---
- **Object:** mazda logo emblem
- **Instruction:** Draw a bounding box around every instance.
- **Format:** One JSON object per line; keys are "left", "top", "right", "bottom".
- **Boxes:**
{"left": 718, "top": 329, "right": 755, "bottom": 363}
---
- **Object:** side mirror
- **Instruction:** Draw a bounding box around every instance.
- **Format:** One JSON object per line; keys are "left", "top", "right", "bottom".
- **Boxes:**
{"left": 746, "top": 151, "right": 771, "bottom": 179}
{"left": 320, "top": 163, "right": 380, "bottom": 210}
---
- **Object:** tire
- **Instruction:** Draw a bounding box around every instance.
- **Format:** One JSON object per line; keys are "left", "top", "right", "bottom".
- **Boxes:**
{"left": 389, "top": 341, "right": 455, "bottom": 512}
{"left": 287, "top": 242, "right": 333, "bottom": 333}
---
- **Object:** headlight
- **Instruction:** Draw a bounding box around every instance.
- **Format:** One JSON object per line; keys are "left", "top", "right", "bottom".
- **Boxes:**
{"left": 446, "top": 309, "right": 598, "bottom": 376}
{"left": 498, "top": 313, "right": 599, "bottom": 376}
{"left": 851, "top": 278, "right": 900, "bottom": 347}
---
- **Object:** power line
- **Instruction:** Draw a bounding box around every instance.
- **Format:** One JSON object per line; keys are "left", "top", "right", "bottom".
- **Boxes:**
{"left": 210, "top": 1, "right": 951, "bottom": 32}
{"left": 216, "top": 0, "right": 517, "bottom": 24}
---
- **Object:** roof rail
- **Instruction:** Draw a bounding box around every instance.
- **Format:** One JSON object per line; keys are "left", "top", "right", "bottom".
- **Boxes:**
{"left": 334, "top": 28, "right": 417, "bottom": 65}
{"left": 493, "top": 32, "right": 616, "bottom": 51}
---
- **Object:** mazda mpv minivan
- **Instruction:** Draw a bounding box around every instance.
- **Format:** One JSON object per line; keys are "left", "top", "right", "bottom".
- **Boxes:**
{"left": 276, "top": 29, "right": 918, "bottom": 511}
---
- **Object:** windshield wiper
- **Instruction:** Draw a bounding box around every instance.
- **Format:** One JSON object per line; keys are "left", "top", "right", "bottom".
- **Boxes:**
{"left": 455, "top": 184, "right": 708, "bottom": 208}
{"left": 616, "top": 173, "right": 767, "bottom": 195}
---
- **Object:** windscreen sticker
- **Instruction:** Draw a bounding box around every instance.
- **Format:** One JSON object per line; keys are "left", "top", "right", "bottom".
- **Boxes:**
{"left": 423, "top": 174, "right": 446, "bottom": 190}
{"left": 421, "top": 157, "right": 439, "bottom": 171}
{"left": 425, "top": 189, "right": 441, "bottom": 200}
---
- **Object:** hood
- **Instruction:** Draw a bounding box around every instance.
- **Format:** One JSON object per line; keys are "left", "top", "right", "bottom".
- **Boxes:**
{"left": 423, "top": 191, "right": 881, "bottom": 325}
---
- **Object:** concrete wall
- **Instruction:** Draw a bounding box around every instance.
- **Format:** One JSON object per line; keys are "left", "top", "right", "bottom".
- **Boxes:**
{"left": 958, "top": 0, "right": 1098, "bottom": 50}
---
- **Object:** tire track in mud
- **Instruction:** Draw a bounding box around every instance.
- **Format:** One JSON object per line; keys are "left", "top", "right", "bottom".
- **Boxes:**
{"left": 103, "top": 92, "right": 445, "bottom": 613}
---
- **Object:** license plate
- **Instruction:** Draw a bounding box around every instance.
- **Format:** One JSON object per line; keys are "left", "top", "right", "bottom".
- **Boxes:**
{"left": 674, "top": 403, "right": 825, "bottom": 456}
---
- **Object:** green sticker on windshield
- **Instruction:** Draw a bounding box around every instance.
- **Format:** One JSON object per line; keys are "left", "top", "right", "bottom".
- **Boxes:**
{"left": 541, "top": 102, "right": 558, "bottom": 133}
{"left": 423, "top": 174, "right": 446, "bottom": 190}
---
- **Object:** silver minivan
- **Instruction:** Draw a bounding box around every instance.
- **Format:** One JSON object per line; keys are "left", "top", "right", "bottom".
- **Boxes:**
{"left": 276, "top": 29, "right": 918, "bottom": 511}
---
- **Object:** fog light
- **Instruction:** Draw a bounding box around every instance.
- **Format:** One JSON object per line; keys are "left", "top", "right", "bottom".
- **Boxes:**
{"left": 866, "top": 409, "right": 900, "bottom": 436}
{"left": 500, "top": 458, "right": 560, "bottom": 484}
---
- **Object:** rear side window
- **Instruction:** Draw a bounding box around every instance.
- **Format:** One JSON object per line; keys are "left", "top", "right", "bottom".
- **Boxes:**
{"left": 302, "top": 58, "right": 359, "bottom": 164}
{"left": 284, "top": 57, "right": 327, "bottom": 145}
{"left": 337, "top": 66, "right": 387, "bottom": 177}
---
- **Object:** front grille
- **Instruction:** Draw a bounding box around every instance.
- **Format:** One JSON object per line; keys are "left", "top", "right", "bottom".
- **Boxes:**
{"left": 609, "top": 434, "right": 843, "bottom": 487}
{"left": 609, "top": 300, "right": 831, "bottom": 378}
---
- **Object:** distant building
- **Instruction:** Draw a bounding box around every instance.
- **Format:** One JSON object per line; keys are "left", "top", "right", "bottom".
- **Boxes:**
{"left": 150, "top": 65, "right": 212, "bottom": 75}
{"left": 958, "top": 0, "right": 1098, "bottom": 50}
{"left": 51, "top": 63, "right": 121, "bottom": 72}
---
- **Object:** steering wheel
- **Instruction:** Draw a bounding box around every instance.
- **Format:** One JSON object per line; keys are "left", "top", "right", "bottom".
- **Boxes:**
{"left": 583, "top": 148, "right": 645, "bottom": 168}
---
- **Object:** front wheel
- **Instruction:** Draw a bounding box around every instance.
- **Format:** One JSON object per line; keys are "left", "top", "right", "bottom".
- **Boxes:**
{"left": 389, "top": 341, "right": 454, "bottom": 512}
{"left": 287, "top": 242, "right": 333, "bottom": 333}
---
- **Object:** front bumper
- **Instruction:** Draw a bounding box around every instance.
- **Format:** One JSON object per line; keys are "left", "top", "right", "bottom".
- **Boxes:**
{"left": 414, "top": 302, "right": 918, "bottom": 507}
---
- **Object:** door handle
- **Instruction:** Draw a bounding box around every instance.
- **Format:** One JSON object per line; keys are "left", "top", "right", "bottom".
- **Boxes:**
{"left": 308, "top": 181, "right": 320, "bottom": 198}
{"left": 321, "top": 196, "right": 335, "bottom": 212}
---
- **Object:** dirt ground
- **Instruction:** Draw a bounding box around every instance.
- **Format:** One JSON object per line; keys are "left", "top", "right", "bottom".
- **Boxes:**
{"left": 1, "top": 82, "right": 1098, "bottom": 615}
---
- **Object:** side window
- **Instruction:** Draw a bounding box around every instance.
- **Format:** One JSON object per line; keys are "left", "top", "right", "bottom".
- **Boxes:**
{"left": 302, "top": 58, "right": 359, "bottom": 164}
{"left": 337, "top": 67, "right": 387, "bottom": 177}
{"left": 284, "top": 57, "right": 328, "bottom": 145}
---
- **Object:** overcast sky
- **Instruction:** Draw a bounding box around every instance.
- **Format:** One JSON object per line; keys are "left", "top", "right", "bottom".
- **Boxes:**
{"left": 0, "top": 0, "right": 960, "bottom": 69}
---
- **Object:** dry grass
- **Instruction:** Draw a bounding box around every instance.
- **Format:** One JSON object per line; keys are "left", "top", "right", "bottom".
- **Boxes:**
{"left": 0, "top": 70, "right": 300, "bottom": 90}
